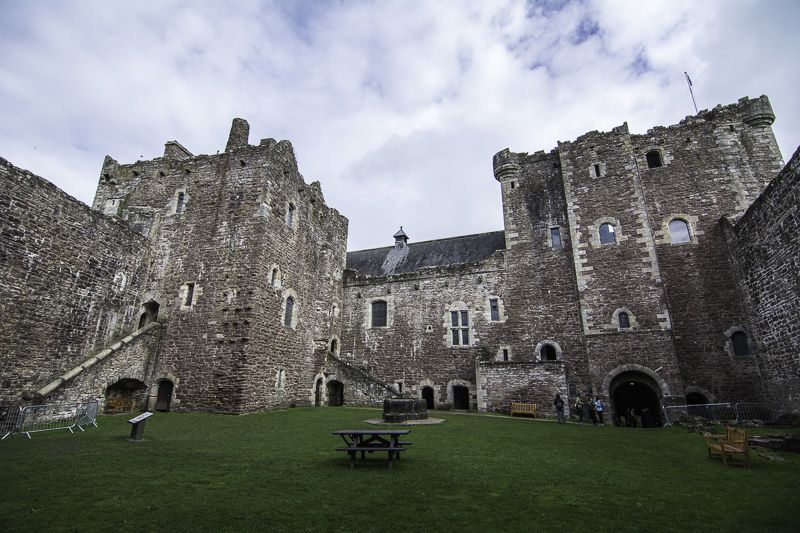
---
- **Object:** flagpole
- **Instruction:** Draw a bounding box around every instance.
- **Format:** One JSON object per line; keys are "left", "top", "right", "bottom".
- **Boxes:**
{"left": 685, "top": 72, "right": 698, "bottom": 114}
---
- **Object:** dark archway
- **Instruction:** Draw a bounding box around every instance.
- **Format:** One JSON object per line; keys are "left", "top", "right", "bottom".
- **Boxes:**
{"left": 315, "top": 378, "right": 323, "bottom": 407}
{"left": 155, "top": 380, "right": 174, "bottom": 412}
{"left": 452, "top": 385, "right": 470, "bottom": 410}
{"left": 421, "top": 386, "right": 434, "bottom": 409}
{"left": 138, "top": 301, "right": 160, "bottom": 329}
{"left": 104, "top": 378, "right": 147, "bottom": 413}
{"left": 610, "top": 371, "right": 662, "bottom": 427}
{"left": 686, "top": 392, "right": 708, "bottom": 405}
{"left": 327, "top": 380, "right": 344, "bottom": 407}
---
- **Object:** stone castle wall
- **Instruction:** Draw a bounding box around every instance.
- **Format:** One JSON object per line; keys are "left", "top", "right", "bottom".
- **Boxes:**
{"left": 725, "top": 147, "right": 800, "bottom": 415}
{"left": 0, "top": 158, "right": 150, "bottom": 404}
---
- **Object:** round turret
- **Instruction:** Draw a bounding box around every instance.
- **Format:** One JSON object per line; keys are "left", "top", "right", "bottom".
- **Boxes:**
{"left": 741, "top": 95, "right": 775, "bottom": 128}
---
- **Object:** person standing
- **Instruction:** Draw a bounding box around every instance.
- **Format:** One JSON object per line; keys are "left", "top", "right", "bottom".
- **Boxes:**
{"left": 574, "top": 394, "right": 584, "bottom": 424}
{"left": 581, "top": 392, "right": 593, "bottom": 425}
{"left": 594, "top": 396, "right": 605, "bottom": 425}
{"left": 554, "top": 393, "right": 566, "bottom": 424}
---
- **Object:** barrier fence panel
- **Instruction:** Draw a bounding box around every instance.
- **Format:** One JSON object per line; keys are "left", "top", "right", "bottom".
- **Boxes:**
{"left": 1, "top": 405, "right": 22, "bottom": 440}
{"left": 734, "top": 402, "right": 776, "bottom": 422}
{"left": 662, "top": 403, "right": 736, "bottom": 426}
{"left": 75, "top": 398, "right": 99, "bottom": 430}
{"left": 7, "top": 398, "right": 100, "bottom": 439}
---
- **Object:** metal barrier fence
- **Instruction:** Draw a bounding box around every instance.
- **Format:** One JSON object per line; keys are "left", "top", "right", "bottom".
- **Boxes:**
{"left": 1, "top": 398, "right": 99, "bottom": 439}
{"left": 663, "top": 402, "right": 777, "bottom": 426}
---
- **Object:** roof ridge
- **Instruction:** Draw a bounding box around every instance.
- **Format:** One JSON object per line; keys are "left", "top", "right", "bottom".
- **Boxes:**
{"left": 347, "top": 229, "right": 504, "bottom": 254}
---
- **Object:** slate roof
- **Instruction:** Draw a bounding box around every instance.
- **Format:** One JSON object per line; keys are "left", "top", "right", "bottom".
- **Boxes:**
{"left": 346, "top": 230, "right": 506, "bottom": 277}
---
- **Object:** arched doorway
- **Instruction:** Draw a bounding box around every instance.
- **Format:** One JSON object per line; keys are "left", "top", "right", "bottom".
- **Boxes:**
{"left": 104, "top": 378, "right": 148, "bottom": 413}
{"left": 138, "top": 301, "right": 160, "bottom": 329}
{"left": 452, "top": 385, "right": 470, "bottom": 410}
{"left": 327, "top": 380, "right": 344, "bottom": 406}
{"left": 610, "top": 371, "right": 662, "bottom": 427}
{"left": 315, "top": 378, "right": 324, "bottom": 406}
{"left": 685, "top": 392, "right": 708, "bottom": 405}
{"left": 421, "top": 386, "right": 434, "bottom": 409}
{"left": 155, "top": 380, "right": 174, "bottom": 411}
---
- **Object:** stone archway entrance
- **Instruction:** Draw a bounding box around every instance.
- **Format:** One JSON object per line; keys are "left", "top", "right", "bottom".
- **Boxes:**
{"left": 685, "top": 392, "right": 708, "bottom": 405}
{"left": 138, "top": 301, "right": 160, "bottom": 329}
{"left": 452, "top": 385, "right": 469, "bottom": 410}
{"left": 155, "top": 380, "right": 174, "bottom": 411}
{"left": 327, "top": 380, "right": 344, "bottom": 406}
{"left": 421, "top": 386, "right": 435, "bottom": 409}
{"left": 610, "top": 371, "right": 663, "bottom": 427}
{"left": 104, "top": 378, "right": 148, "bottom": 413}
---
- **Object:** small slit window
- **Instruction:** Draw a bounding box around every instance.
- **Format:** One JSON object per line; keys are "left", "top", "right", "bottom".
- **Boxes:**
{"left": 489, "top": 299, "right": 500, "bottom": 321}
{"left": 599, "top": 223, "right": 616, "bottom": 245}
{"left": 593, "top": 164, "right": 601, "bottom": 177}
{"left": 330, "top": 339, "right": 337, "bottom": 353}
{"left": 184, "top": 282, "right": 195, "bottom": 306}
{"left": 646, "top": 150, "right": 663, "bottom": 168}
{"left": 284, "top": 296, "right": 294, "bottom": 327}
{"left": 371, "top": 300, "right": 387, "bottom": 328}
{"left": 550, "top": 227, "right": 562, "bottom": 250}
{"left": 176, "top": 192, "right": 186, "bottom": 214}
{"left": 732, "top": 331, "right": 750, "bottom": 356}
{"left": 502, "top": 349, "right": 509, "bottom": 362}
{"left": 286, "top": 203, "right": 295, "bottom": 228}
{"left": 270, "top": 268, "right": 281, "bottom": 288}
{"left": 668, "top": 219, "right": 691, "bottom": 244}
{"left": 618, "top": 312, "right": 630, "bottom": 329}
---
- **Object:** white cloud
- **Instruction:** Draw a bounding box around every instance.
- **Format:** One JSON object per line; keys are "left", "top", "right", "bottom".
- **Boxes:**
{"left": 1, "top": 0, "right": 797, "bottom": 250}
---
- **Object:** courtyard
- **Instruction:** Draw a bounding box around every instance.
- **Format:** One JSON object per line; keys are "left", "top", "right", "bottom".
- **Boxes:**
{"left": 1, "top": 408, "right": 799, "bottom": 532}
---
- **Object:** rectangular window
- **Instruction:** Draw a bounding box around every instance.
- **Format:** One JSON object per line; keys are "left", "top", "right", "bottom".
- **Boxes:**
{"left": 176, "top": 192, "right": 186, "bottom": 214}
{"left": 503, "top": 349, "right": 509, "bottom": 362}
{"left": 184, "top": 282, "right": 195, "bottom": 306}
{"left": 490, "top": 299, "right": 500, "bottom": 321}
{"left": 460, "top": 311, "right": 468, "bottom": 326}
{"left": 461, "top": 329, "right": 469, "bottom": 345}
{"left": 594, "top": 164, "right": 601, "bottom": 177}
{"left": 452, "top": 329, "right": 460, "bottom": 346}
{"left": 450, "top": 309, "right": 470, "bottom": 346}
{"left": 550, "top": 227, "right": 562, "bottom": 250}
{"left": 451, "top": 311, "right": 458, "bottom": 327}
{"left": 371, "top": 301, "right": 387, "bottom": 327}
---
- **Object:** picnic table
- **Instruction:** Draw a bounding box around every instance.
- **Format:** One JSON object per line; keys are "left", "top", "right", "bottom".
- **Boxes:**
{"left": 333, "top": 429, "right": 412, "bottom": 469}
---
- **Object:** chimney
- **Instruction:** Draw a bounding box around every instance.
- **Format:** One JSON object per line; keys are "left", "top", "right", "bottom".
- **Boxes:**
{"left": 225, "top": 118, "right": 250, "bottom": 152}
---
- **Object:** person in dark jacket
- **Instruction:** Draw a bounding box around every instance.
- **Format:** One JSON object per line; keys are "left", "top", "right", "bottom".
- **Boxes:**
{"left": 554, "top": 393, "right": 566, "bottom": 423}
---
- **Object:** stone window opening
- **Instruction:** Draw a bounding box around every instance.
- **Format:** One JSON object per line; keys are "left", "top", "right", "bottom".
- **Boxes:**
{"left": 503, "top": 348, "right": 509, "bottom": 361}
{"left": 732, "top": 331, "right": 751, "bottom": 356}
{"left": 668, "top": 219, "right": 691, "bottom": 244}
{"left": 183, "top": 283, "right": 195, "bottom": 307}
{"left": 286, "top": 202, "right": 295, "bottom": 228}
{"left": 646, "top": 150, "right": 663, "bottom": 168}
{"left": 371, "top": 300, "right": 388, "bottom": 328}
{"left": 270, "top": 266, "right": 282, "bottom": 289}
{"left": 450, "top": 310, "right": 470, "bottom": 346}
{"left": 330, "top": 338, "right": 338, "bottom": 354}
{"left": 176, "top": 192, "right": 186, "bottom": 214}
{"left": 496, "top": 346, "right": 512, "bottom": 362}
{"left": 594, "top": 164, "right": 601, "bottom": 178}
{"left": 599, "top": 223, "right": 616, "bottom": 245}
{"left": 510, "top": 181, "right": 516, "bottom": 189}
{"left": 396, "top": 381, "right": 404, "bottom": 394}
{"left": 489, "top": 298, "right": 500, "bottom": 321}
{"left": 535, "top": 340, "right": 562, "bottom": 361}
{"left": 276, "top": 369, "right": 286, "bottom": 390}
{"left": 618, "top": 312, "right": 630, "bottom": 329}
{"left": 612, "top": 308, "right": 637, "bottom": 331}
{"left": 284, "top": 296, "right": 295, "bottom": 327}
{"left": 550, "top": 227, "right": 562, "bottom": 250}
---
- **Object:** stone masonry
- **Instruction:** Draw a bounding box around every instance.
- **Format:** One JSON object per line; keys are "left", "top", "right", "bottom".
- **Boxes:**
{"left": 0, "top": 95, "right": 797, "bottom": 419}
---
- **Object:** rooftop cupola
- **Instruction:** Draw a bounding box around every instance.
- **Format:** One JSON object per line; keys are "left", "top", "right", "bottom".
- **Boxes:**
{"left": 394, "top": 227, "right": 409, "bottom": 250}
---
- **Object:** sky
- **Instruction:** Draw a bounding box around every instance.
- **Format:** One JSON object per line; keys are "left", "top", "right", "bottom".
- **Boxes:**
{"left": 1, "top": 0, "right": 798, "bottom": 251}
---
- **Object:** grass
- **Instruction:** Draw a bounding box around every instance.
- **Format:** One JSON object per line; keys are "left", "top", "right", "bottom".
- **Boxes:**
{"left": 1, "top": 408, "right": 799, "bottom": 532}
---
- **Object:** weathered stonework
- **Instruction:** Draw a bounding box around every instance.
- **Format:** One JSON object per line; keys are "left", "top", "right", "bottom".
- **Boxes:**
{"left": 0, "top": 95, "right": 797, "bottom": 420}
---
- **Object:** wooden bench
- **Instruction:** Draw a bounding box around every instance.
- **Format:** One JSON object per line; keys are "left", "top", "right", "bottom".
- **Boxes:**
{"left": 510, "top": 402, "right": 537, "bottom": 417}
{"left": 705, "top": 427, "right": 751, "bottom": 467}
{"left": 335, "top": 446, "right": 406, "bottom": 469}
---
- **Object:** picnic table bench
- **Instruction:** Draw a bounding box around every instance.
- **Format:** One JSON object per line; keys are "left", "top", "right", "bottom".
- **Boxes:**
{"left": 333, "top": 429, "right": 412, "bottom": 469}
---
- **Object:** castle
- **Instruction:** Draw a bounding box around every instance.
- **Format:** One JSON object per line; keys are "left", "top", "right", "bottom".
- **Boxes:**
{"left": 1, "top": 95, "right": 798, "bottom": 423}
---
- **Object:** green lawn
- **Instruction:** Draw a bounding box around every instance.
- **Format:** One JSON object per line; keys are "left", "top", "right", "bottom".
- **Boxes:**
{"left": 1, "top": 408, "right": 799, "bottom": 532}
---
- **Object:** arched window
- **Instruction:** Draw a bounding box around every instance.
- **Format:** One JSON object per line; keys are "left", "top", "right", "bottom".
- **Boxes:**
{"left": 668, "top": 219, "right": 691, "bottom": 243}
{"left": 371, "top": 300, "right": 387, "bottom": 327}
{"left": 599, "top": 223, "right": 616, "bottom": 244}
{"left": 286, "top": 203, "right": 295, "bottom": 227}
{"left": 284, "top": 296, "right": 294, "bottom": 327}
{"left": 270, "top": 268, "right": 280, "bottom": 287}
{"left": 732, "top": 331, "right": 750, "bottom": 356}
{"left": 541, "top": 344, "right": 557, "bottom": 361}
{"left": 646, "top": 150, "right": 663, "bottom": 168}
{"left": 618, "top": 312, "right": 630, "bottom": 329}
{"left": 330, "top": 339, "right": 337, "bottom": 353}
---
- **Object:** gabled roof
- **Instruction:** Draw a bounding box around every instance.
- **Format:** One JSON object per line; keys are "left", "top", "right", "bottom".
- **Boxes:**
{"left": 346, "top": 230, "right": 506, "bottom": 277}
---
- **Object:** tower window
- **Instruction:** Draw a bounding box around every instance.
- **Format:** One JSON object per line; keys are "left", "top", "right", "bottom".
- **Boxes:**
{"left": 668, "top": 219, "right": 691, "bottom": 243}
{"left": 594, "top": 164, "right": 601, "bottom": 177}
{"left": 270, "top": 267, "right": 281, "bottom": 288}
{"left": 502, "top": 348, "right": 509, "bottom": 362}
{"left": 618, "top": 312, "right": 630, "bottom": 329}
{"left": 541, "top": 344, "right": 557, "bottom": 361}
{"left": 489, "top": 299, "right": 500, "bottom": 321}
{"left": 599, "top": 223, "right": 616, "bottom": 244}
{"left": 371, "top": 300, "right": 387, "bottom": 328}
{"left": 550, "top": 227, "right": 562, "bottom": 250}
{"left": 330, "top": 339, "right": 337, "bottom": 353}
{"left": 284, "top": 296, "right": 294, "bottom": 327}
{"left": 732, "top": 331, "right": 750, "bottom": 356}
{"left": 184, "top": 282, "right": 195, "bottom": 306}
{"left": 176, "top": 192, "right": 186, "bottom": 214}
{"left": 450, "top": 310, "right": 470, "bottom": 346}
{"left": 286, "top": 203, "right": 295, "bottom": 228}
{"left": 646, "top": 150, "right": 663, "bottom": 168}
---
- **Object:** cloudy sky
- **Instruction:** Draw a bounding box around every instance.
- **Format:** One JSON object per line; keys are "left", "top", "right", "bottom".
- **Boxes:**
{"left": 1, "top": 0, "right": 798, "bottom": 251}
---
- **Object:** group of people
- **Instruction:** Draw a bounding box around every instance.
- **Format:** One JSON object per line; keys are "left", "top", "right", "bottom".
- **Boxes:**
{"left": 552, "top": 391, "right": 605, "bottom": 425}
